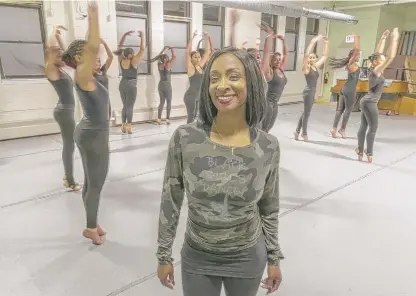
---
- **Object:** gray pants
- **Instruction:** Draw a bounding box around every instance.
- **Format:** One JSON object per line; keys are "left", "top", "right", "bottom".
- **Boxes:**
{"left": 184, "top": 88, "right": 199, "bottom": 124}
{"left": 262, "top": 98, "right": 278, "bottom": 133}
{"left": 74, "top": 127, "right": 109, "bottom": 229}
{"left": 158, "top": 81, "right": 172, "bottom": 119}
{"left": 182, "top": 270, "right": 263, "bottom": 296}
{"left": 53, "top": 108, "right": 76, "bottom": 184}
{"left": 333, "top": 91, "right": 355, "bottom": 130}
{"left": 119, "top": 79, "right": 137, "bottom": 123}
{"left": 296, "top": 87, "right": 316, "bottom": 135}
{"left": 357, "top": 100, "right": 378, "bottom": 156}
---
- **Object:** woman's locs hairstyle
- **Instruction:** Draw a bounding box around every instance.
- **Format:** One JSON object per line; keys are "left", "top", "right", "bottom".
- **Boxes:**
{"left": 328, "top": 49, "right": 356, "bottom": 69}
{"left": 147, "top": 46, "right": 170, "bottom": 63}
{"left": 62, "top": 39, "right": 87, "bottom": 69}
{"left": 197, "top": 47, "right": 266, "bottom": 128}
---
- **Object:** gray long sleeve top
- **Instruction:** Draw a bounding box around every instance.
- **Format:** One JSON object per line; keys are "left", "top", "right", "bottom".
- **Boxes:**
{"left": 156, "top": 123, "right": 284, "bottom": 266}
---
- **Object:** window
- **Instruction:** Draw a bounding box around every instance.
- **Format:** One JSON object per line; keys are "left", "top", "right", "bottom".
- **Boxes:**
{"left": 202, "top": 5, "right": 225, "bottom": 51}
{"left": 260, "top": 13, "right": 278, "bottom": 53}
{"left": 305, "top": 18, "right": 319, "bottom": 54}
{"left": 0, "top": 3, "right": 45, "bottom": 79}
{"left": 164, "top": 1, "right": 190, "bottom": 74}
{"left": 115, "top": 1, "right": 150, "bottom": 75}
{"left": 284, "top": 16, "right": 300, "bottom": 71}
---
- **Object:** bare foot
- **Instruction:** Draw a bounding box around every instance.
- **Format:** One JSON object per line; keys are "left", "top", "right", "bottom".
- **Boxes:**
{"left": 97, "top": 225, "right": 106, "bottom": 236}
{"left": 83, "top": 228, "right": 105, "bottom": 245}
{"left": 330, "top": 128, "right": 337, "bottom": 138}
{"left": 338, "top": 129, "right": 346, "bottom": 138}
{"left": 293, "top": 131, "right": 300, "bottom": 141}
{"left": 364, "top": 150, "right": 373, "bottom": 163}
{"left": 301, "top": 134, "right": 309, "bottom": 142}
{"left": 355, "top": 148, "right": 363, "bottom": 161}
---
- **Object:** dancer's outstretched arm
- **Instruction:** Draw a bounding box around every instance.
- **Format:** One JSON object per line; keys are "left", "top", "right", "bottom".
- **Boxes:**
{"left": 374, "top": 28, "right": 400, "bottom": 76}
{"left": 315, "top": 36, "right": 329, "bottom": 69}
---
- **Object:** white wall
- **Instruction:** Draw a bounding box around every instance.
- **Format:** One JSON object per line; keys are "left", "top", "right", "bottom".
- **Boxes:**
{"left": 0, "top": 0, "right": 326, "bottom": 140}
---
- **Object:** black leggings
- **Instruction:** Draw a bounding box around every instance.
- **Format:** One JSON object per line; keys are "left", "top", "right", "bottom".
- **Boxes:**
{"left": 157, "top": 81, "right": 172, "bottom": 119}
{"left": 53, "top": 108, "right": 76, "bottom": 184}
{"left": 262, "top": 97, "right": 279, "bottom": 133}
{"left": 74, "top": 127, "right": 109, "bottom": 229}
{"left": 119, "top": 79, "right": 137, "bottom": 123}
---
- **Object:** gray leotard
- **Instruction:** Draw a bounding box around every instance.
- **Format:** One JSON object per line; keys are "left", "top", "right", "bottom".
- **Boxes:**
{"left": 266, "top": 70, "right": 287, "bottom": 102}
{"left": 48, "top": 70, "right": 75, "bottom": 109}
{"left": 48, "top": 70, "right": 77, "bottom": 185}
{"left": 333, "top": 68, "right": 360, "bottom": 130}
{"left": 261, "top": 70, "right": 288, "bottom": 132}
{"left": 94, "top": 66, "right": 109, "bottom": 90}
{"left": 158, "top": 67, "right": 173, "bottom": 120}
{"left": 76, "top": 82, "right": 109, "bottom": 130}
{"left": 362, "top": 69, "right": 385, "bottom": 103}
{"left": 296, "top": 68, "right": 319, "bottom": 135}
{"left": 119, "top": 62, "right": 138, "bottom": 123}
{"left": 74, "top": 80, "right": 110, "bottom": 229}
{"left": 184, "top": 66, "right": 203, "bottom": 123}
{"left": 357, "top": 69, "right": 385, "bottom": 156}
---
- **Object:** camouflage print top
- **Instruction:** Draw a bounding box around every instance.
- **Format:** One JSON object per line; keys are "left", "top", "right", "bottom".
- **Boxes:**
{"left": 156, "top": 123, "right": 284, "bottom": 266}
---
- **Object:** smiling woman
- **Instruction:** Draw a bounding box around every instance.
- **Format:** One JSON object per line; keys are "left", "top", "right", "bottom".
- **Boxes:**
{"left": 156, "top": 47, "right": 284, "bottom": 296}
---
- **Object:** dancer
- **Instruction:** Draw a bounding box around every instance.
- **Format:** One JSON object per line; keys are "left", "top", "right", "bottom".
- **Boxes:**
{"left": 329, "top": 34, "right": 360, "bottom": 138}
{"left": 294, "top": 34, "right": 329, "bottom": 141}
{"left": 115, "top": 30, "right": 146, "bottom": 134}
{"left": 45, "top": 25, "right": 80, "bottom": 191}
{"left": 356, "top": 28, "right": 399, "bottom": 163}
{"left": 62, "top": 3, "right": 109, "bottom": 245}
{"left": 149, "top": 46, "right": 176, "bottom": 125}
{"left": 157, "top": 47, "right": 283, "bottom": 296}
{"left": 261, "top": 26, "right": 288, "bottom": 133}
{"left": 183, "top": 31, "right": 211, "bottom": 123}
{"left": 94, "top": 38, "right": 113, "bottom": 119}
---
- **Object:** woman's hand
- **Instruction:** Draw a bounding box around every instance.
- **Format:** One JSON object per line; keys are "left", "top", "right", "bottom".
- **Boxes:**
{"left": 138, "top": 30, "right": 144, "bottom": 38}
{"left": 261, "top": 264, "right": 282, "bottom": 294}
{"left": 230, "top": 9, "right": 240, "bottom": 25}
{"left": 382, "top": 30, "right": 390, "bottom": 39}
{"left": 53, "top": 25, "right": 67, "bottom": 36}
{"left": 322, "top": 36, "right": 329, "bottom": 43}
{"left": 157, "top": 263, "right": 175, "bottom": 290}
{"left": 390, "top": 27, "right": 400, "bottom": 40}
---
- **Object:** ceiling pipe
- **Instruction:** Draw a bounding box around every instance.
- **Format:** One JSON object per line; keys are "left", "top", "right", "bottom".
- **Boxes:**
{"left": 337, "top": 0, "right": 416, "bottom": 10}
{"left": 190, "top": 0, "right": 358, "bottom": 24}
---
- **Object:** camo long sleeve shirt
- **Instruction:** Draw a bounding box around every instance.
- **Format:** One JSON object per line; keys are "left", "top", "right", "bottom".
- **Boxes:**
{"left": 156, "top": 123, "right": 284, "bottom": 266}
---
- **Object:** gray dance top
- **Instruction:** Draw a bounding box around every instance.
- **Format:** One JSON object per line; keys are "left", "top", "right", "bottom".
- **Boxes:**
{"left": 94, "top": 66, "right": 109, "bottom": 90}
{"left": 305, "top": 68, "right": 319, "bottom": 90}
{"left": 120, "top": 62, "right": 137, "bottom": 80}
{"left": 188, "top": 66, "right": 203, "bottom": 90}
{"left": 157, "top": 123, "right": 284, "bottom": 273}
{"left": 267, "top": 70, "right": 287, "bottom": 101}
{"left": 75, "top": 80, "right": 109, "bottom": 130}
{"left": 159, "top": 67, "right": 171, "bottom": 83}
{"left": 362, "top": 68, "right": 385, "bottom": 103}
{"left": 341, "top": 68, "right": 360, "bottom": 95}
{"left": 48, "top": 70, "right": 75, "bottom": 109}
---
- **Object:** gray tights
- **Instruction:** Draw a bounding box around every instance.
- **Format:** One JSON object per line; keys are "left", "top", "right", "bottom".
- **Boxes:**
{"left": 157, "top": 81, "right": 172, "bottom": 119}
{"left": 296, "top": 87, "right": 316, "bottom": 135}
{"left": 333, "top": 91, "right": 354, "bottom": 130}
{"left": 357, "top": 100, "right": 378, "bottom": 156}
{"left": 74, "top": 127, "right": 109, "bottom": 229}
{"left": 119, "top": 79, "right": 137, "bottom": 123}
{"left": 182, "top": 270, "right": 263, "bottom": 296}
{"left": 53, "top": 108, "right": 76, "bottom": 184}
